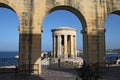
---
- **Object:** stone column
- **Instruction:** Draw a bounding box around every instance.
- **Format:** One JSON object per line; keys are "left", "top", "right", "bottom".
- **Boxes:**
{"left": 70, "top": 35, "right": 74, "bottom": 58}
{"left": 97, "top": 28, "right": 106, "bottom": 67}
{"left": 53, "top": 35, "right": 57, "bottom": 58}
{"left": 57, "top": 35, "right": 61, "bottom": 58}
{"left": 59, "top": 35, "right": 62, "bottom": 57}
{"left": 31, "top": 34, "right": 41, "bottom": 74}
{"left": 19, "top": 34, "right": 29, "bottom": 65}
{"left": 81, "top": 29, "right": 88, "bottom": 64}
{"left": 73, "top": 35, "right": 77, "bottom": 57}
{"left": 64, "top": 35, "right": 68, "bottom": 58}
{"left": 19, "top": 33, "right": 41, "bottom": 74}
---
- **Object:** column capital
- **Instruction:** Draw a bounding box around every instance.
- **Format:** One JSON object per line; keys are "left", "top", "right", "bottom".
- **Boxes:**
{"left": 64, "top": 35, "right": 68, "bottom": 36}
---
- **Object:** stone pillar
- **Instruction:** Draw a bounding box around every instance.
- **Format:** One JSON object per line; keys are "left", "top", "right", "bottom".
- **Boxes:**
{"left": 70, "top": 35, "right": 74, "bottom": 58}
{"left": 73, "top": 35, "right": 77, "bottom": 57}
{"left": 59, "top": 35, "right": 62, "bottom": 57}
{"left": 31, "top": 34, "right": 41, "bottom": 74}
{"left": 97, "top": 28, "right": 106, "bottom": 67}
{"left": 64, "top": 35, "right": 68, "bottom": 58}
{"left": 19, "top": 34, "right": 29, "bottom": 65}
{"left": 19, "top": 33, "right": 41, "bottom": 74}
{"left": 57, "top": 35, "right": 61, "bottom": 57}
{"left": 81, "top": 29, "right": 88, "bottom": 64}
{"left": 53, "top": 35, "right": 57, "bottom": 58}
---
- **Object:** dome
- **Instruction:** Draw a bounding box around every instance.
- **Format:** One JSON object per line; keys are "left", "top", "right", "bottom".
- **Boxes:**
{"left": 51, "top": 27, "right": 77, "bottom": 31}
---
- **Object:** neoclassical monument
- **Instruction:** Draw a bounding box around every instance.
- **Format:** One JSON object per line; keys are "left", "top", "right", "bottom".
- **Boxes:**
{"left": 51, "top": 27, "right": 77, "bottom": 58}
{"left": 0, "top": 0, "right": 120, "bottom": 74}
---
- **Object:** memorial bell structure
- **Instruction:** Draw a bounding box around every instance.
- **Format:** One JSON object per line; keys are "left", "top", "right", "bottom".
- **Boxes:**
{"left": 51, "top": 27, "right": 77, "bottom": 58}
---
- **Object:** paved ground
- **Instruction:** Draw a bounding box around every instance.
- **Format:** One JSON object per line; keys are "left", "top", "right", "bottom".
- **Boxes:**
{"left": 41, "top": 69, "right": 81, "bottom": 80}
{"left": 0, "top": 64, "right": 120, "bottom": 80}
{"left": 98, "top": 64, "right": 120, "bottom": 80}
{"left": 0, "top": 73, "right": 44, "bottom": 80}
{"left": 0, "top": 68, "right": 81, "bottom": 80}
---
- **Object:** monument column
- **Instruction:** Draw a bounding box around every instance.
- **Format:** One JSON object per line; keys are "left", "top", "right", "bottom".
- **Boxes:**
{"left": 73, "top": 35, "right": 77, "bottom": 57}
{"left": 57, "top": 35, "right": 61, "bottom": 58}
{"left": 70, "top": 35, "right": 74, "bottom": 58}
{"left": 64, "top": 35, "right": 68, "bottom": 58}
{"left": 53, "top": 35, "right": 57, "bottom": 58}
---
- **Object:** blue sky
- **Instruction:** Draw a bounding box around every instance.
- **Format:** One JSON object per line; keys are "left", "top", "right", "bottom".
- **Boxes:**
{"left": 0, "top": 8, "right": 120, "bottom": 51}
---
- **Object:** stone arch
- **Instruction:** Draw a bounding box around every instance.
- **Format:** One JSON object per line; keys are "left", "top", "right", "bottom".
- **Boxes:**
{"left": 44, "top": 5, "right": 87, "bottom": 31}
{"left": 0, "top": 3, "right": 15, "bottom": 11}
{"left": 42, "top": 5, "right": 88, "bottom": 53}
{"left": 104, "top": 8, "right": 120, "bottom": 22}
{"left": 0, "top": 1, "right": 21, "bottom": 25}
{"left": 104, "top": 10, "right": 120, "bottom": 29}
{"left": 42, "top": 5, "right": 88, "bottom": 64}
{"left": 2, "top": 0, "right": 120, "bottom": 75}
{"left": 111, "top": 10, "right": 120, "bottom": 15}
{"left": 105, "top": 10, "right": 120, "bottom": 48}
{"left": 0, "top": 0, "right": 21, "bottom": 66}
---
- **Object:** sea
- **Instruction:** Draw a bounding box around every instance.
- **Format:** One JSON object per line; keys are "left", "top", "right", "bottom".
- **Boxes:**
{"left": 0, "top": 51, "right": 120, "bottom": 66}
{"left": 0, "top": 51, "right": 18, "bottom": 66}
{"left": 0, "top": 51, "right": 18, "bottom": 58}
{"left": 106, "top": 53, "right": 120, "bottom": 63}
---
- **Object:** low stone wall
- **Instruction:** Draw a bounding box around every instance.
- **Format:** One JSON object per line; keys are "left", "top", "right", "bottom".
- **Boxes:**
{"left": 41, "top": 57, "right": 83, "bottom": 69}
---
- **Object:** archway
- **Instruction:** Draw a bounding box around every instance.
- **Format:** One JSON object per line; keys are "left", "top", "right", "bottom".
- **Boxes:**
{"left": 42, "top": 6, "right": 87, "bottom": 57}
{"left": 41, "top": 6, "right": 87, "bottom": 70}
{"left": 0, "top": 6, "right": 19, "bottom": 68}
{"left": 105, "top": 11, "right": 120, "bottom": 64}
{"left": 42, "top": 10, "right": 83, "bottom": 51}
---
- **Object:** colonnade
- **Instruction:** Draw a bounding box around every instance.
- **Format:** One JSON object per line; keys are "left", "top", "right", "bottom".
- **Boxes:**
{"left": 51, "top": 27, "right": 77, "bottom": 58}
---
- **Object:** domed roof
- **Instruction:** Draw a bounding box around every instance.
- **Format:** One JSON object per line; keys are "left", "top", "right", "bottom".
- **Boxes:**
{"left": 51, "top": 27, "right": 77, "bottom": 31}
{"left": 51, "top": 27, "right": 77, "bottom": 35}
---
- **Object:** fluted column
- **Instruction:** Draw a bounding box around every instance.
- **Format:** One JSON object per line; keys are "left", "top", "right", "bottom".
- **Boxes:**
{"left": 57, "top": 35, "right": 61, "bottom": 58}
{"left": 53, "top": 35, "right": 57, "bottom": 58}
{"left": 73, "top": 35, "right": 77, "bottom": 57}
{"left": 64, "top": 35, "right": 68, "bottom": 58}
{"left": 59, "top": 35, "right": 61, "bottom": 57}
{"left": 70, "top": 35, "right": 74, "bottom": 58}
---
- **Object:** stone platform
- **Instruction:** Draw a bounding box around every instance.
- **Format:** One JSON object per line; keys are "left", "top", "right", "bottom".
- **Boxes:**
{"left": 97, "top": 64, "right": 120, "bottom": 80}
{"left": 0, "top": 64, "right": 120, "bottom": 80}
{"left": 41, "top": 69, "right": 81, "bottom": 80}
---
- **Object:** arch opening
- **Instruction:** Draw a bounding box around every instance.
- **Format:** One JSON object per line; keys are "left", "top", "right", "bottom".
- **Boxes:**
{"left": 105, "top": 11, "right": 120, "bottom": 64}
{"left": 0, "top": 7, "right": 20, "bottom": 66}
{"left": 0, "top": 3, "right": 16, "bottom": 14}
{"left": 47, "top": 6, "right": 87, "bottom": 30}
{"left": 42, "top": 10, "right": 83, "bottom": 51}
{"left": 41, "top": 6, "right": 87, "bottom": 61}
